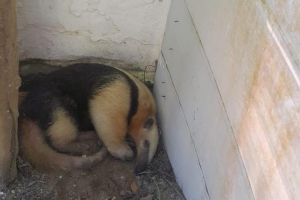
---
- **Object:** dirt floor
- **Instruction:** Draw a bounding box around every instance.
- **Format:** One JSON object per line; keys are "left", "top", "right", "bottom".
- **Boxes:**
{"left": 0, "top": 62, "right": 185, "bottom": 200}
{"left": 0, "top": 138, "right": 184, "bottom": 200}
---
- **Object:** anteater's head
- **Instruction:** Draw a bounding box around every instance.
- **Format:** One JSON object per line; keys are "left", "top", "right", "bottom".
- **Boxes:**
{"left": 128, "top": 85, "right": 159, "bottom": 174}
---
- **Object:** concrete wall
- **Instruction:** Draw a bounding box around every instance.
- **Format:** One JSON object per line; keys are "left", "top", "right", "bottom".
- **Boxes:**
{"left": 17, "top": 0, "right": 171, "bottom": 68}
{"left": 154, "top": 0, "right": 300, "bottom": 199}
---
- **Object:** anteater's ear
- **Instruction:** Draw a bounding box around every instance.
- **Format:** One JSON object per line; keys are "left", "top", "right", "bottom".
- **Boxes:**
{"left": 144, "top": 118, "right": 154, "bottom": 129}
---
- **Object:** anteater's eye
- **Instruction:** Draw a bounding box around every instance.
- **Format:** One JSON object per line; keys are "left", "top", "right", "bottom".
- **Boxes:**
{"left": 144, "top": 118, "right": 154, "bottom": 129}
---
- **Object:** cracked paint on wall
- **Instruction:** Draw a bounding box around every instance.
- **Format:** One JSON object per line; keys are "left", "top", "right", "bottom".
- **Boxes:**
{"left": 16, "top": 0, "right": 171, "bottom": 68}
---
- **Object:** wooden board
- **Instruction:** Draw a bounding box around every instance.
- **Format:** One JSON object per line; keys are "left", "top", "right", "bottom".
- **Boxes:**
{"left": 0, "top": 0, "right": 20, "bottom": 186}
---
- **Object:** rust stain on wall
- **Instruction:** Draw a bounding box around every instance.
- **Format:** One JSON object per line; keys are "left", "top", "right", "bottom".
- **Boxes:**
{"left": 234, "top": 31, "right": 300, "bottom": 200}
{"left": 217, "top": 0, "right": 300, "bottom": 199}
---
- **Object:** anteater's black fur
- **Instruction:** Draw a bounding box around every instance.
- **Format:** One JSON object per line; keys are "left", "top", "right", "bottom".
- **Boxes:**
{"left": 19, "top": 63, "right": 139, "bottom": 134}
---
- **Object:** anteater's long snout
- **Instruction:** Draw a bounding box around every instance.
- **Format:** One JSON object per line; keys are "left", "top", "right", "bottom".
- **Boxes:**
{"left": 134, "top": 140, "right": 150, "bottom": 174}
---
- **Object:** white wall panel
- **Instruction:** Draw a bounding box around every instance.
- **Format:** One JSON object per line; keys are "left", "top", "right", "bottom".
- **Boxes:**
{"left": 154, "top": 54, "right": 209, "bottom": 200}
{"left": 155, "top": 0, "right": 300, "bottom": 199}
{"left": 154, "top": 0, "right": 254, "bottom": 199}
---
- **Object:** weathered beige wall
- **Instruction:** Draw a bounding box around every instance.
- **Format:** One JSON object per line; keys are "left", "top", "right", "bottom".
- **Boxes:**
{"left": 185, "top": 0, "right": 300, "bottom": 198}
{"left": 0, "top": 0, "right": 20, "bottom": 186}
{"left": 154, "top": 0, "right": 300, "bottom": 199}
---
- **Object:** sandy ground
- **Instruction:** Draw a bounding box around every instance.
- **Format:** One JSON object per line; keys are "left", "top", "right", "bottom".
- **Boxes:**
{"left": 0, "top": 62, "right": 185, "bottom": 200}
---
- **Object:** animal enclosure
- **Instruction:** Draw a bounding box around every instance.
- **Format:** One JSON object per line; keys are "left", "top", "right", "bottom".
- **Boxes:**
{"left": 1, "top": 0, "right": 300, "bottom": 200}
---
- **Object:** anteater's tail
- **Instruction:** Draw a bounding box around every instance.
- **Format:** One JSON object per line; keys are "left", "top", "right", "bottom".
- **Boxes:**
{"left": 18, "top": 118, "right": 107, "bottom": 171}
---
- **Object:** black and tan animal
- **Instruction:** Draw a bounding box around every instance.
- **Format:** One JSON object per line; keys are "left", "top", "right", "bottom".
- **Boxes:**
{"left": 18, "top": 63, "right": 158, "bottom": 173}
